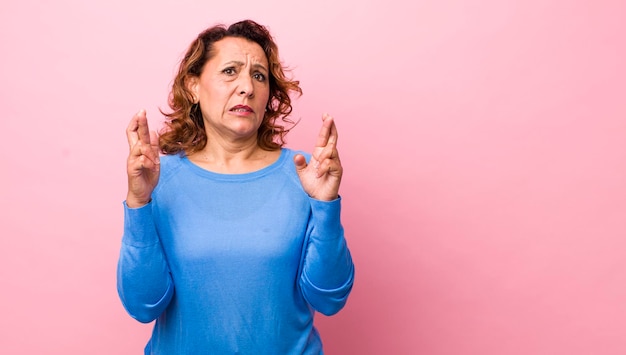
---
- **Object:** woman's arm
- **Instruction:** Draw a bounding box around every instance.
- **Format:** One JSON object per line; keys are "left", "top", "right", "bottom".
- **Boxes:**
{"left": 118, "top": 110, "right": 173, "bottom": 322}
{"left": 294, "top": 113, "right": 355, "bottom": 315}
{"left": 117, "top": 202, "right": 174, "bottom": 323}
{"left": 299, "top": 198, "right": 354, "bottom": 316}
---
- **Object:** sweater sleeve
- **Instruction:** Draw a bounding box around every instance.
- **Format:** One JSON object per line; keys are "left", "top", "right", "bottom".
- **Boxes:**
{"left": 116, "top": 201, "right": 174, "bottom": 323}
{"left": 299, "top": 197, "right": 355, "bottom": 316}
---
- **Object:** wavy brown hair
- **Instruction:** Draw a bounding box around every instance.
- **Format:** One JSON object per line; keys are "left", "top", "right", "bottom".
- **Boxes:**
{"left": 158, "top": 20, "right": 302, "bottom": 155}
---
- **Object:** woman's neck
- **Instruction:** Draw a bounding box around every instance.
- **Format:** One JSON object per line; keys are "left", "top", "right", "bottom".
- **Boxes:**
{"left": 188, "top": 136, "right": 280, "bottom": 174}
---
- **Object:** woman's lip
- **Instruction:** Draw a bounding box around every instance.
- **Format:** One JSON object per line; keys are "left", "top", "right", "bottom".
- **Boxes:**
{"left": 230, "top": 105, "right": 253, "bottom": 112}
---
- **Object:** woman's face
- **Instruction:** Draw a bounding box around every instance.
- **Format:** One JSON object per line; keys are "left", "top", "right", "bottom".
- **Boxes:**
{"left": 189, "top": 36, "right": 271, "bottom": 143}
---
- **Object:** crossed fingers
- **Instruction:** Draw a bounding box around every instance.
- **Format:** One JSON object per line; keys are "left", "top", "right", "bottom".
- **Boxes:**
{"left": 312, "top": 113, "right": 341, "bottom": 178}
{"left": 126, "top": 109, "right": 160, "bottom": 172}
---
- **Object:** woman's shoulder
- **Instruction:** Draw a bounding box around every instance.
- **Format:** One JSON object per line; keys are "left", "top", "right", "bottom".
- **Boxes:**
{"left": 282, "top": 147, "right": 311, "bottom": 162}
{"left": 159, "top": 153, "right": 183, "bottom": 165}
{"left": 277, "top": 148, "right": 311, "bottom": 189}
{"left": 158, "top": 153, "right": 186, "bottom": 179}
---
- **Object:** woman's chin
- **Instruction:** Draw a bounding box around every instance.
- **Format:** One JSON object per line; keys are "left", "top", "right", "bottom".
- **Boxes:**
{"left": 228, "top": 124, "right": 262, "bottom": 140}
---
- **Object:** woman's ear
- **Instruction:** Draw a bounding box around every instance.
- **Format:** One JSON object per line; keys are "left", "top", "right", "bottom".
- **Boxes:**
{"left": 186, "top": 76, "right": 199, "bottom": 103}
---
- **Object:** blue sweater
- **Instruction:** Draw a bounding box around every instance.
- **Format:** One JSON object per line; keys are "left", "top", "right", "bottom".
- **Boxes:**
{"left": 117, "top": 148, "right": 355, "bottom": 354}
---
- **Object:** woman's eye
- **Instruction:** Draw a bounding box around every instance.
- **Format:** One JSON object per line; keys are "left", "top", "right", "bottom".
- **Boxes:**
{"left": 222, "top": 68, "right": 236, "bottom": 75}
{"left": 253, "top": 73, "right": 266, "bottom": 82}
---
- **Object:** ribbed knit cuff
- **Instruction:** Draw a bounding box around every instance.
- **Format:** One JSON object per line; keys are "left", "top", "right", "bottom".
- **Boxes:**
{"left": 309, "top": 196, "right": 342, "bottom": 240}
{"left": 122, "top": 201, "right": 159, "bottom": 247}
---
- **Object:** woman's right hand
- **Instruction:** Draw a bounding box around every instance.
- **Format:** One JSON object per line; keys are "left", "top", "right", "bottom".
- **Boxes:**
{"left": 126, "top": 109, "right": 160, "bottom": 208}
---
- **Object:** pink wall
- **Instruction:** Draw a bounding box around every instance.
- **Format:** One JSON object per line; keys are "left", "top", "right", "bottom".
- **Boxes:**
{"left": 1, "top": 0, "right": 625, "bottom": 353}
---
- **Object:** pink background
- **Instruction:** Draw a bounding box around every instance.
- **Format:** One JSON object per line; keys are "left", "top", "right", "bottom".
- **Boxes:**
{"left": 1, "top": 0, "right": 625, "bottom": 354}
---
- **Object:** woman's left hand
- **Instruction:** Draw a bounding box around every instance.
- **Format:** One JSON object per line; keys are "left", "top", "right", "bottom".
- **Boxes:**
{"left": 294, "top": 113, "right": 343, "bottom": 201}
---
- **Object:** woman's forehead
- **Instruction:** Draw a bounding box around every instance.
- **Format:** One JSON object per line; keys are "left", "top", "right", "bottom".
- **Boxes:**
{"left": 212, "top": 37, "right": 268, "bottom": 65}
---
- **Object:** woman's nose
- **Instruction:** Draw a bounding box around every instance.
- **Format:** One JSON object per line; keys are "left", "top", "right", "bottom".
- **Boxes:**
{"left": 237, "top": 74, "right": 254, "bottom": 97}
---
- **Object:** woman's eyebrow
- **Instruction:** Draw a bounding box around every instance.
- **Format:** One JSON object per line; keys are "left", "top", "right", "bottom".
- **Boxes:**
{"left": 222, "top": 61, "right": 268, "bottom": 72}
{"left": 252, "top": 63, "right": 268, "bottom": 72}
{"left": 222, "top": 60, "right": 244, "bottom": 67}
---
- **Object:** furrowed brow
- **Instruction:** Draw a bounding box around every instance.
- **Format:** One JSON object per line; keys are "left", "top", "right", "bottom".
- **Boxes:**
{"left": 223, "top": 61, "right": 244, "bottom": 68}
{"left": 252, "top": 63, "right": 268, "bottom": 72}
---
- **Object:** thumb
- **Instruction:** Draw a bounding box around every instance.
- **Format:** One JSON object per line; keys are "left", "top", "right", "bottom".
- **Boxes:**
{"left": 293, "top": 154, "right": 308, "bottom": 172}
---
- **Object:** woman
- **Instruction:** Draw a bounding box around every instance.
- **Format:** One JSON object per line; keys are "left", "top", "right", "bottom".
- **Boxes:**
{"left": 117, "top": 19, "right": 355, "bottom": 354}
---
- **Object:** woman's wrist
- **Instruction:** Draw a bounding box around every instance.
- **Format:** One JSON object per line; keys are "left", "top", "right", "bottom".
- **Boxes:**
{"left": 126, "top": 195, "right": 151, "bottom": 208}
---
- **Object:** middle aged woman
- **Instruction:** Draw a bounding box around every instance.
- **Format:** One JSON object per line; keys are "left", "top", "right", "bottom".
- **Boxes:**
{"left": 117, "top": 19, "right": 355, "bottom": 354}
